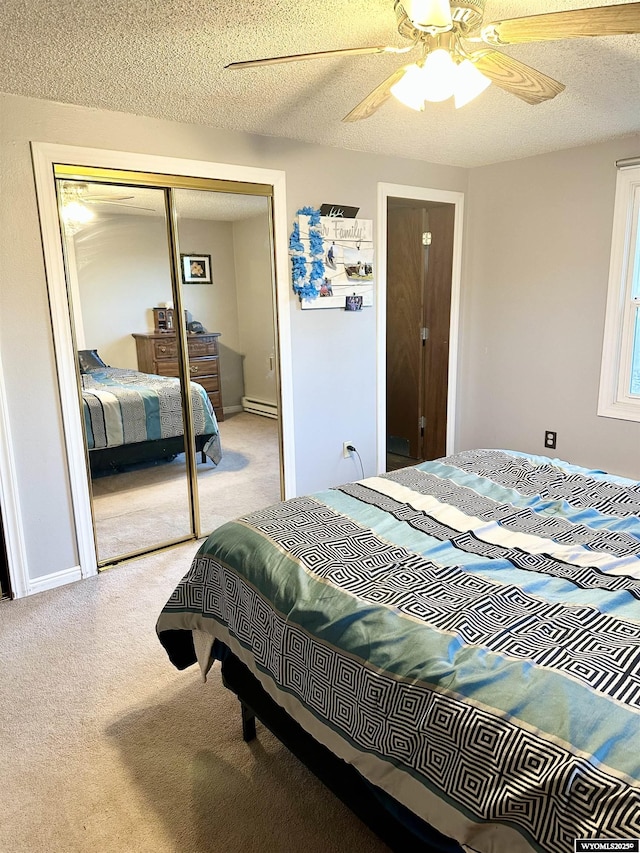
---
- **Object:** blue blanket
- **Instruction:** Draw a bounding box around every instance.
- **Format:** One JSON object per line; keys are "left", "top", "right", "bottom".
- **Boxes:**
{"left": 157, "top": 449, "right": 640, "bottom": 852}
{"left": 82, "top": 367, "right": 220, "bottom": 462}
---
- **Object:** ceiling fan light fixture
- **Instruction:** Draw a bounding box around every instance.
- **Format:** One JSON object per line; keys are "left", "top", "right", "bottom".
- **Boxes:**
{"left": 421, "top": 48, "right": 457, "bottom": 102}
{"left": 454, "top": 59, "right": 491, "bottom": 108}
{"left": 390, "top": 64, "right": 427, "bottom": 111}
{"left": 406, "top": 0, "right": 453, "bottom": 32}
{"left": 391, "top": 49, "right": 490, "bottom": 111}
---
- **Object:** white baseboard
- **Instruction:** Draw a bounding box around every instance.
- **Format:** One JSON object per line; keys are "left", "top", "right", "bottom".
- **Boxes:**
{"left": 27, "top": 565, "right": 83, "bottom": 596}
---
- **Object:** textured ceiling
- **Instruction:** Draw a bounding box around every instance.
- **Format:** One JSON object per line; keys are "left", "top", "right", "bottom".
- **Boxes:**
{"left": 1, "top": 0, "right": 639, "bottom": 167}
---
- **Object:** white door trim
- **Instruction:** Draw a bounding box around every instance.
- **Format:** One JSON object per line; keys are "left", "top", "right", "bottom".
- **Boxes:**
{"left": 0, "top": 347, "right": 29, "bottom": 598}
{"left": 376, "top": 182, "right": 465, "bottom": 473}
{"left": 31, "top": 142, "right": 295, "bottom": 585}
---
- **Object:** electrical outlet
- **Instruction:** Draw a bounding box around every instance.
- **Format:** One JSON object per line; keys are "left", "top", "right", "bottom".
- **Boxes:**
{"left": 544, "top": 430, "right": 557, "bottom": 450}
{"left": 343, "top": 441, "right": 354, "bottom": 459}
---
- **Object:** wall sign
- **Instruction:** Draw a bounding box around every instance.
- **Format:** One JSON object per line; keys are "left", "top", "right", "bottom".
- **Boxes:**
{"left": 319, "top": 203, "right": 360, "bottom": 218}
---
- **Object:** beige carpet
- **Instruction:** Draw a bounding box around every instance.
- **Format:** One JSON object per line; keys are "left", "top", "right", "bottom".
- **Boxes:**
{"left": 0, "top": 541, "right": 390, "bottom": 853}
{"left": 91, "top": 411, "right": 282, "bottom": 563}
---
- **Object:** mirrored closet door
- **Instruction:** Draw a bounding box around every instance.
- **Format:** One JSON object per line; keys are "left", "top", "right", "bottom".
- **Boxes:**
{"left": 53, "top": 166, "right": 281, "bottom": 568}
{"left": 56, "top": 178, "right": 193, "bottom": 564}
{"left": 173, "top": 188, "right": 277, "bottom": 534}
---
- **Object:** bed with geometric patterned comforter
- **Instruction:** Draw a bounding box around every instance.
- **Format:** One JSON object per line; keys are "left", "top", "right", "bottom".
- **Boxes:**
{"left": 156, "top": 449, "right": 640, "bottom": 853}
{"left": 82, "top": 367, "right": 221, "bottom": 465}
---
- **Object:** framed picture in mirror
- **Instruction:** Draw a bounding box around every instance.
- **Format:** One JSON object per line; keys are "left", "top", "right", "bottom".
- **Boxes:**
{"left": 181, "top": 253, "right": 212, "bottom": 284}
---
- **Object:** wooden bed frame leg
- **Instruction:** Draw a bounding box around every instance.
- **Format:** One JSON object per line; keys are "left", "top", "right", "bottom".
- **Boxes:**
{"left": 241, "top": 701, "right": 256, "bottom": 742}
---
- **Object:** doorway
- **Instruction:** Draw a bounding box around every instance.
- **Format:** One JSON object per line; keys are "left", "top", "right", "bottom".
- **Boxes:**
{"left": 376, "top": 183, "right": 464, "bottom": 474}
{"left": 386, "top": 198, "right": 455, "bottom": 469}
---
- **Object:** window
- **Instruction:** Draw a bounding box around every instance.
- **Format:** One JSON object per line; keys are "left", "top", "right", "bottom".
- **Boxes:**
{"left": 598, "top": 160, "right": 640, "bottom": 421}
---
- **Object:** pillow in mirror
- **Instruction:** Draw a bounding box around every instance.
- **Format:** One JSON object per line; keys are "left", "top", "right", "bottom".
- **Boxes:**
{"left": 78, "top": 349, "right": 107, "bottom": 373}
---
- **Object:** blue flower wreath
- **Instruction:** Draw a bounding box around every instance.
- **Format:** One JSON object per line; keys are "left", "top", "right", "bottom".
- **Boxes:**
{"left": 289, "top": 221, "right": 304, "bottom": 253}
{"left": 291, "top": 254, "right": 308, "bottom": 294}
{"left": 290, "top": 206, "right": 325, "bottom": 301}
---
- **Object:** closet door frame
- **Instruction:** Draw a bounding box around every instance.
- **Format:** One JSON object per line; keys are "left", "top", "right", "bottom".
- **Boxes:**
{"left": 0, "top": 346, "right": 29, "bottom": 597}
{"left": 32, "top": 142, "right": 294, "bottom": 582}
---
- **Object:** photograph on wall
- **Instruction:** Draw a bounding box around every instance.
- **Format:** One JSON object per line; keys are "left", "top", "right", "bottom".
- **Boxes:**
{"left": 345, "top": 294, "right": 363, "bottom": 311}
{"left": 343, "top": 246, "right": 374, "bottom": 281}
{"left": 324, "top": 242, "right": 343, "bottom": 270}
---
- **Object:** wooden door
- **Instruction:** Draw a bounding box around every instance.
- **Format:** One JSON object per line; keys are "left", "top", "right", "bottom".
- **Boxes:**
{"left": 386, "top": 206, "right": 425, "bottom": 460}
{"left": 422, "top": 205, "right": 454, "bottom": 460}
{"left": 386, "top": 200, "right": 455, "bottom": 467}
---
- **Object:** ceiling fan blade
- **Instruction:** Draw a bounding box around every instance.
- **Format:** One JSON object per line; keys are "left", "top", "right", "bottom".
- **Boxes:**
{"left": 342, "top": 67, "right": 408, "bottom": 122}
{"left": 91, "top": 200, "right": 156, "bottom": 211}
{"left": 225, "top": 45, "right": 409, "bottom": 70}
{"left": 478, "top": 2, "right": 640, "bottom": 45}
{"left": 471, "top": 49, "right": 565, "bottom": 105}
{"left": 85, "top": 194, "right": 135, "bottom": 201}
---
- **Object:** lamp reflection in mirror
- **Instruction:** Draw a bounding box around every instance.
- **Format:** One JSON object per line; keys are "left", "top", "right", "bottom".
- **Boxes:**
{"left": 390, "top": 54, "right": 491, "bottom": 111}
{"left": 60, "top": 200, "right": 95, "bottom": 235}
{"left": 61, "top": 200, "right": 94, "bottom": 225}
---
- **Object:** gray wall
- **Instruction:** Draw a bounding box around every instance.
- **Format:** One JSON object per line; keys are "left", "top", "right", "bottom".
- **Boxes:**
{"left": 233, "top": 213, "right": 277, "bottom": 407}
{"left": 458, "top": 134, "right": 640, "bottom": 479}
{"left": 73, "top": 213, "right": 173, "bottom": 370}
{"left": 0, "top": 91, "right": 467, "bottom": 583}
{"left": 178, "top": 218, "right": 244, "bottom": 408}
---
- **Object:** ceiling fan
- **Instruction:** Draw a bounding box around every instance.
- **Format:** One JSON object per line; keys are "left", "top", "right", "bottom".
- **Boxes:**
{"left": 58, "top": 181, "right": 155, "bottom": 234}
{"left": 225, "top": 1, "right": 640, "bottom": 119}
{"left": 59, "top": 181, "right": 154, "bottom": 211}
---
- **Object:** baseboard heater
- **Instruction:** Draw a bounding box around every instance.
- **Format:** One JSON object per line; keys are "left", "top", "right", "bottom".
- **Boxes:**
{"left": 241, "top": 396, "right": 278, "bottom": 419}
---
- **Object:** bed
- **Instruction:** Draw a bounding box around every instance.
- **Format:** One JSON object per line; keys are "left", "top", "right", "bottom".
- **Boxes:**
{"left": 79, "top": 352, "right": 221, "bottom": 472}
{"left": 156, "top": 449, "right": 640, "bottom": 852}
